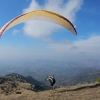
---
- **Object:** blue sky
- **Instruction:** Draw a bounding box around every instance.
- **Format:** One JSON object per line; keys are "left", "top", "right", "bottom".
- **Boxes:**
{"left": 0, "top": 0, "right": 100, "bottom": 66}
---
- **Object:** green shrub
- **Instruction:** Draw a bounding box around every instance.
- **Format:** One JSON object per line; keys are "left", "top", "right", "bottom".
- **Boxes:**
{"left": 97, "top": 78, "right": 100, "bottom": 83}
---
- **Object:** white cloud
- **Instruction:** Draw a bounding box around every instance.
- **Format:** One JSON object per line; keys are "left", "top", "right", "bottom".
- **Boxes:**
{"left": 22, "top": 0, "right": 83, "bottom": 38}
{"left": 47, "top": 35, "right": 100, "bottom": 60}
{"left": 48, "top": 40, "right": 73, "bottom": 52}
{"left": 0, "top": 35, "right": 100, "bottom": 64}
{"left": 74, "top": 35, "right": 100, "bottom": 55}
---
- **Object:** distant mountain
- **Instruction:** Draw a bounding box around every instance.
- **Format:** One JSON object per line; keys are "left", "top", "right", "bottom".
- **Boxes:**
{"left": 7, "top": 73, "right": 44, "bottom": 86}
{"left": 62, "top": 70, "right": 100, "bottom": 86}
{"left": 0, "top": 73, "right": 50, "bottom": 94}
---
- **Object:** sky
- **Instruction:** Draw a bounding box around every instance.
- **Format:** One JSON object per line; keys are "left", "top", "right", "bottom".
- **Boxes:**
{"left": 0, "top": 0, "right": 100, "bottom": 66}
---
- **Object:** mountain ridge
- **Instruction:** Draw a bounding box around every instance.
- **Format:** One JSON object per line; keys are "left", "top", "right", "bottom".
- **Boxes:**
{"left": 0, "top": 73, "right": 50, "bottom": 95}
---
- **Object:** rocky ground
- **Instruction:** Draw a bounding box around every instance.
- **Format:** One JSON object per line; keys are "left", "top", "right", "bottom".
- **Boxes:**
{"left": 0, "top": 82, "right": 100, "bottom": 100}
{"left": 0, "top": 73, "right": 100, "bottom": 100}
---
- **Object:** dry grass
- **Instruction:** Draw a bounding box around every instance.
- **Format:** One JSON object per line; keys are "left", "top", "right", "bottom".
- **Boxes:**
{"left": 0, "top": 82, "right": 100, "bottom": 100}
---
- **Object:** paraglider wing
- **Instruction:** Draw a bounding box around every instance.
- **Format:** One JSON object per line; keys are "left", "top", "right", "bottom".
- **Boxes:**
{"left": 0, "top": 10, "right": 77, "bottom": 36}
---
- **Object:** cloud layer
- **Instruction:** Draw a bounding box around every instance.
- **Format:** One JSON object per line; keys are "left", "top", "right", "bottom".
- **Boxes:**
{"left": 23, "top": 0, "right": 83, "bottom": 38}
{"left": 0, "top": 34, "right": 100, "bottom": 64}
{"left": 49, "top": 35, "right": 100, "bottom": 54}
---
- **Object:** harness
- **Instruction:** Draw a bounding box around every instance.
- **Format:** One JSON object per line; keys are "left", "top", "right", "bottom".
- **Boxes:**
{"left": 49, "top": 77, "right": 56, "bottom": 86}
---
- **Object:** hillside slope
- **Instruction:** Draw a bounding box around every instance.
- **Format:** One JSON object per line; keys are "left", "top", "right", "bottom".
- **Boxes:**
{"left": 1, "top": 73, "right": 100, "bottom": 100}
{"left": 0, "top": 73, "right": 50, "bottom": 94}
{"left": 0, "top": 82, "right": 100, "bottom": 100}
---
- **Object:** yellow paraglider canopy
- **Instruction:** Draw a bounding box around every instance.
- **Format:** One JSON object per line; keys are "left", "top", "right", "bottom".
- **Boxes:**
{"left": 0, "top": 10, "right": 77, "bottom": 36}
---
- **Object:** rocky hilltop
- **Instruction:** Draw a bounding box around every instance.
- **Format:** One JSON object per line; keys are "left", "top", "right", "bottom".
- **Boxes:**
{"left": 0, "top": 73, "right": 100, "bottom": 100}
{"left": 0, "top": 73, "right": 49, "bottom": 95}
